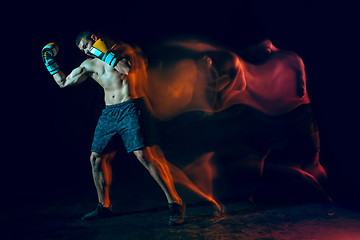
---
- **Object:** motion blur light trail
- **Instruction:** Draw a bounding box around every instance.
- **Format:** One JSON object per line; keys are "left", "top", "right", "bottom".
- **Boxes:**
{"left": 129, "top": 39, "right": 310, "bottom": 119}
{"left": 145, "top": 145, "right": 183, "bottom": 204}
{"left": 168, "top": 152, "right": 224, "bottom": 212}
{"left": 122, "top": 38, "right": 328, "bottom": 208}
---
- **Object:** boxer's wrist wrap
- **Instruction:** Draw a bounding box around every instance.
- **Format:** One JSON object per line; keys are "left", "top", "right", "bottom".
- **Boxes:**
{"left": 103, "top": 51, "right": 118, "bottom": 67}
{"left": 45, "top": 59, "right": 59, "bottom": 75}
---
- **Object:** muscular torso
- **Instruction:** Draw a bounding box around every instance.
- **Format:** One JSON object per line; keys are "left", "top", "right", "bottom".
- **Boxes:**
{"left": 85, "top": 58, "right": 131, "bottom": 105}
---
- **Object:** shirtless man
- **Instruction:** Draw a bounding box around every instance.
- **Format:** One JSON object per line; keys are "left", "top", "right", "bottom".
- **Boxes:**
{"left": 41, "top": 31, "right": 185, "bottom": 225}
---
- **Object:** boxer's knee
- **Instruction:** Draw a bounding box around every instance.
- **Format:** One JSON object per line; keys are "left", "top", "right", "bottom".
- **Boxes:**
{"left": 90, "top": 152, "right": 102, "bottom": 171}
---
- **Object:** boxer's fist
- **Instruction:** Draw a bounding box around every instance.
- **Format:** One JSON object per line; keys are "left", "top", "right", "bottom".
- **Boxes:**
{"left": 89, "top": 39, "right": 119, "bottom": 67}
{"left": 42, "top": 42, "right": 59, "bottom": 58}
{"left": 42, "top": 43, "right": 59, "bottom": 75}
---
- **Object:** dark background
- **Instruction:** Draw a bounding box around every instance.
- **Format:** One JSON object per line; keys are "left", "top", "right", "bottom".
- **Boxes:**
{"left": 3, "top": 0, "right": 359, "bottom": 208}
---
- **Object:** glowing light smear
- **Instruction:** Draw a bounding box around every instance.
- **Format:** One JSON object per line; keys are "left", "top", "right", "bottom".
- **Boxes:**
{"left": 123, "top": 39, "right": 328, "bottom": 209}
{"left": 101, "top": 151, "right": 116, "bottom": 208}
{"left": 144, "top": 145, "right": 182, "bottom": 204}
{"left": 129, "top": 39, "right": 310, "bottom": 118}
{"left": 168, "top": 152, "right": 224, "bottom": 212}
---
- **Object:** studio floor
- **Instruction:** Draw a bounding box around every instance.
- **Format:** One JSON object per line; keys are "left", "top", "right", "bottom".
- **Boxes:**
{"left": 3, "top": 191, "right": 360, "bottom": 240}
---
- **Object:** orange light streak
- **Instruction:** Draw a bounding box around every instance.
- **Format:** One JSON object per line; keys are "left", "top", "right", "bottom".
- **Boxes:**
{"left": 101, "top": 151, "right": 116, "bottom": 208}
{"left": 168, "top": 153, "right": 224, "bottom": 211}
{"left": 117, "top": 38, "right": 328, "bottom": 208}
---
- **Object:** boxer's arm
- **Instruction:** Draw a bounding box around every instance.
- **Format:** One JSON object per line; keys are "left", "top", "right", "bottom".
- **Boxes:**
{"left": 42, "top": 42, "right": 90, "bottom": 88}
{"left": 114, "top": 58, "right": 131, "bottom": 75}
{"left": 53, "top": 60, "right": 91, "bottom": 88}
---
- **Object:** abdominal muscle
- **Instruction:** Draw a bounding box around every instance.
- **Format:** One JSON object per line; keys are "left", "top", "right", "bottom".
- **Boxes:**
{"left": 93, "top": 61, "right": 133, "bottom": 105}
{"left": 104, "top": 84, "right": 132, "bottom": 105}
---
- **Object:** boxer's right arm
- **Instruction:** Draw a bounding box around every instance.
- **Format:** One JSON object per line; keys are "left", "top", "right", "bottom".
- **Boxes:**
{"left": 42, "top": 42, "right": 90, "bottom": 88}
{"left": 53, "top": 60, "right": 91, "bottom": 88}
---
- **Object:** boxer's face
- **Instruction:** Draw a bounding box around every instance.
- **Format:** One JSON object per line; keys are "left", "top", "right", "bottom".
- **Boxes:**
{"left": 77, "top": 34, "right": 98, "bottom": 56}
{"left": 78, "top": 38, "right": 94, "bottom": 56}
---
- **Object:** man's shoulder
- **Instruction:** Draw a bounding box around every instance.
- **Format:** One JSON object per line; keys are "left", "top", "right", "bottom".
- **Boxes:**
{"left": 81, "top": 58, "right": 96, "bottom": 65}
{"left": 81, "top": 58, "right": 103, "bottom": 69}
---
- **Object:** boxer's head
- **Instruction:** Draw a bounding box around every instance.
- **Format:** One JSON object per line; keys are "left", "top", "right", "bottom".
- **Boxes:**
{"left": 76, "top": 31, "right": 99, "bottom": 56}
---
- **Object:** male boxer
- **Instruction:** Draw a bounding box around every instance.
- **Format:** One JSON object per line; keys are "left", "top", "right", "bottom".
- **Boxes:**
{"left": 41, "top": 32, "right": 185, "bottom": 225}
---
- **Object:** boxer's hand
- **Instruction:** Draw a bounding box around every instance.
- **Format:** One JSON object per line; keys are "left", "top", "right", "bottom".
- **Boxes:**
{"left": 42, "top": 43, "right": 59, "bottom": 75}
{"left": 89, "top": 39, "right": 119, "bottom": 67}
{"left": 42, "top": 42, "right": 58, "bottom": 57}
{"left": 114, "top": 59, "right": 131, "bottom": 75}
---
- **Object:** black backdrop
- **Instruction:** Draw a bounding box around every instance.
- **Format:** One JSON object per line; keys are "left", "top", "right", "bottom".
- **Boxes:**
{"left": 3, "top": 0, "right": 359, "bottom": 206}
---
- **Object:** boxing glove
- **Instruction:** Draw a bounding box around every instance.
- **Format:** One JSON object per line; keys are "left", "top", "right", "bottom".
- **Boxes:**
{"left": 42, "top": 43, "right": 59, "bottom": 75}
{"left": 89, "top": 39, "right": 119, "bottom": 67}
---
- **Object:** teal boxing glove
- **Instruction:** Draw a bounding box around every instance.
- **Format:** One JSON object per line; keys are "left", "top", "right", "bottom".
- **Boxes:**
{"left": 41, "top": 42, "right": 59, "bottom": 75}
{"left": 89, "top": 39, "right": 119, "bottom": 67}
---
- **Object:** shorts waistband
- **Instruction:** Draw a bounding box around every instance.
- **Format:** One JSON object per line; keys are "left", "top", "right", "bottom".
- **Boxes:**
{"left": 105, "top": 98, "right": 143, "bottom": 109}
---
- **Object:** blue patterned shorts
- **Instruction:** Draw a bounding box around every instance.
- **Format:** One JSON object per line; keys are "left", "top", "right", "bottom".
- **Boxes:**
{"left": 91, "top": 98, "right": 147, "bottom": 154}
